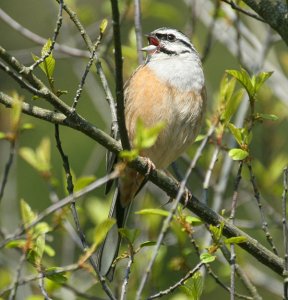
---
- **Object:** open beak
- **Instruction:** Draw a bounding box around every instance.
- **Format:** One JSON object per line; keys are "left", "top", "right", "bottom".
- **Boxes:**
{"left": 141, "top": 34, "right": 159, "bottom": 53}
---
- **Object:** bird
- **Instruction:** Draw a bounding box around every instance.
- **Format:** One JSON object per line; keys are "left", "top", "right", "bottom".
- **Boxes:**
{"left": 97, "top": 27, "right": 206, "bottom": 280}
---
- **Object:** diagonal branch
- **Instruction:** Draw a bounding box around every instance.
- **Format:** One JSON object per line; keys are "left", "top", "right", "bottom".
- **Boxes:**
{"left": 0, "top": 91, "right": 284, "bottom": 276}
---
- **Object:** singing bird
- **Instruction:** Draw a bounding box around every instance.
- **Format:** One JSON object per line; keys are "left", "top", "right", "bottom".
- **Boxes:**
{"left": 98, "top": 27, "right": 206, "bottom": 280}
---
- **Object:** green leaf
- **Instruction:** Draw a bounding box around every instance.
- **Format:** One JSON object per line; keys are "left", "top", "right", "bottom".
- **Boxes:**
{"left": 20, "top": 199, "right": 37, "bottom": 227}
{"left": 19, "top": 147, "right": 39, "bottom": 170}
{"left": 5, "top": 239, "right": 27, "bottom": 249}
{"left": 93, "top": 218, "right": 116, "bottom": 249}
{"left": 74, "top": 176, "right": 96, "bottom": 192}
{"left": 36, "top": 137, "right": 51, "bottom": 172}
{"left": 200, "top": 253, "right": 216, "bottom": 263}
{"left": 209, "top": 222, "right": 224, "bottom": 242}
{"left": 253, "top": 71, "right": 273, "bottom": 94}
{"left": 194, "top": 134, "right": 205, "bottom": 142}
{"left": 256, "top": 113, "right": 279, "bottom": 121}
{"left": 44, "top": 244, "right": 56, "bottom": 257}
{"left": 20, "top": 123, "right": 34, "bottom": 131}
{"left": 134, "top": 119, "right": 165, "bottom": 150}
{"left": 32, "top": 39, "right": 55, "bottom": 78}
{"left": 221, "top": 89, "right": 244, "bottom": 124}
{"left": 229, "top": 148, "right": 249, "bottom": 161}
{"left": 34, "top": 222, "right": 51, "bottom": 236}
{"left": 181, "top": 272, "right": 204, "bottom": 300}
{"left": 139, "top": 241, "right": 157, "bottom": 248}
{"left": 0, "top": 132, "right": 6, "bottom": 140}
{"left": 33, "top": 234, "right": 45, "bottom": 266}
{"left": 119, "top": 149, "right": 139, "bottom": 161}
{"left": 224, "top": 236, "right": 247, "bottom": 245}
{"left": 228, "top": 123, "right": 242, "bottom": 146}
{"left": 185, "top": 216, "right": 202, "bottom": 226}
{"left": 119, "top": 228, "right": 140, "bottom": 244}
{"left": 226, "top": 68, "right": 254, "bottom": 98}
{"left": 100, "top": 18, "right": 108, "bottom": 34}
{"left": 11, "top": 92, "right": 23, "bottom": 131}
{"left": 45, "top": 267, "right": 67, "bottom": 284}
{"left": 135, "top": 208, "right": 170, "bottom": 217}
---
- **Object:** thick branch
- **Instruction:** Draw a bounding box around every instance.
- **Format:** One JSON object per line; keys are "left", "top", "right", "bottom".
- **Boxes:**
{"left": 0, "top": 92, "right": 283, "bottom": 276}
{"left": 242, "top": 0, "right": 288, "bottom": 46}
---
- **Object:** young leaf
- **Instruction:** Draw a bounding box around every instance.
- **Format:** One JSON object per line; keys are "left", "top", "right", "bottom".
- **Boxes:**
{"left": 74, "top": 176, "right": 96, "bottom": 192}
{"left": 119, "top": 228, "right": 140, "bottom": 244}
{"left": 229, "top": 148, "right": 249, "bottom": 161}
{"left": 20, "top": 199, "right": 37, "bottom": 227}
{"left": 5, "top": 239, "right": 27, "bottom": 249}
{"left": 228, "top": 123, "right": 242, "bottom": 146}
{"left": 221, "top": 89, "right": 244, "bottom": 124}
{"left": 134, "top": 119, "right": 165, "bottom": 150}
{"left": 100, "top": 19, "right": 108, "bottom": 34}
{"left": 33, "top": 234, "right": 45, "bottom": 266}
{"left": 45, "top": 267, "right": 67, "bottom": 284}
{"left": 0, "top": 132, "right": 6, "bottom": 140}
{"left": 256, "top": 113, "right": 279, "bottom": 121}
{"left": 224, "top": 236, "right": 247, "bottom": 245}
{"left": 253, "top": 71, "right": 273, "bottom": 95}
{"left": 185, "top": 216, "right": 202, "bottom": 225}
{"left": 209, "top": 222, "right": 224, "bottom": 242}
{"left": 226, "top": 68, "right": 254, "bottom": 98}
{"left": 135, "top": 208, "right": 170, "bottom": 217}
{"left": 119, "top": 149, "right": 139, "bottom": 161}
{"left": 139, "top": 241, "right": 157, "bottom": 248}
{"left": 200, "top": 252, "right": 216, "bottom": 263}
{"left": 11, "top": 92, "right": 23, "bottom": 132}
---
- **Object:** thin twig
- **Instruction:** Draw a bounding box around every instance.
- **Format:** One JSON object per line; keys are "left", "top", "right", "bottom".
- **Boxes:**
{"left": 120, "top": 246, "right": 134, "bottom": 300}
{"left": 0, "top": 171, "right": 119, "bottom": 249}
{"left": 0, "top": 8, "right": 89, "bottom": 58}
{"left": 229, "top": 161, "right": 243, "bottom": 300}
{"left": 29, "top": 0, "right": 63, "bottom": 71}
{"left": 0, "top": 263, "right": 79, "bottom": 297}
{"left": 39, "top": 275, "right": 52, "bottom": 300}
{"left": 8, "top": 253, "right": 25, "bottom": 300}
{"left": 136, "top": 125, "right": 215, "bottom": 299}
{"left": 283, "top": 167, "right": 288, "bottom": 299}
{"left": 134, "top": 0, "right": 144, "bottom": 64}
{"left": 247, "top": 163, "right": 278, "bottom": 255}
{"left": 202, "top": 0, "right": 220, "bottom": 62}
{"left": 147, "top": 262, "right": 204, "bottom": 299}
{"left": 110, "top": 0, "right": 130, "bottom": 150}
{"left": 0, "top": 140, "right": 16, "bottom": 203}
{"left": 72, "top": 31, "right": 105, "bottom": 110}
{"left": 221, "top": 0, "right": 265, "bottom": 22}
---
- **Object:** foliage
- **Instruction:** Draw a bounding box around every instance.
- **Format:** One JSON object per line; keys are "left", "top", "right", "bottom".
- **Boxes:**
{"left": 0, "top": 1, "right": 287, "bottom": 300}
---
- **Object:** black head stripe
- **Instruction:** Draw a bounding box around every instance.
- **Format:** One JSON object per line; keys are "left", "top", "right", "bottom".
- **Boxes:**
{"left": 160, "top": 47, "right": 177, "bottom": 55}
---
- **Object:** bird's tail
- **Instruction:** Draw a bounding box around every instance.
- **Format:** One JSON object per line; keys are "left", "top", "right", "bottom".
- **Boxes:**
{"left": 97, "top": 186, "right": 132, "bottom": 281}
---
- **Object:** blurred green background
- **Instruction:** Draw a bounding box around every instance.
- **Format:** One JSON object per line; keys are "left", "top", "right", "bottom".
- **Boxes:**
{"left": 1, "top": 0, "right": 288, "bottom": 299}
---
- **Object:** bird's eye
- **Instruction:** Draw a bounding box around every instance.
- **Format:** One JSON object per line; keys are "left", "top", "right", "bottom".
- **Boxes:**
{"left": 155, "top": 33, "right": 163, "bottom": 39}
{"left": 167, "top": 34, "right": 176, "bottom": 42}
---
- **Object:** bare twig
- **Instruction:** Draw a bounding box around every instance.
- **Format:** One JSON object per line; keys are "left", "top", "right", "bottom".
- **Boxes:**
{"left": 110, "top": 0, "right": 130, "bottom": 150}
{"left": 72, "top": 31, "right": 105, "bottom": 110}
{"left": 29, "top": 0, "right": 63, "bottom": 71}
{"left": 39, "top": 275, "right": 52, "bottom": 300}
{"left": 134, "top": 0, "right": 144, "bottom": 64}
{"left": 0, "top": 8, "right": 89, "bottom": 58}
{"left": 8, "top": 253, "right": 25, "bottom": 300}
{"left": 247, "top": 163, "right": 278, "bottom": 255}
{"left": 0, "top": 140, "right": 16, "bottom": 203}
{"left": 147, "top": 262, "right": 204, "bottom": 299}
{"left": 120, "top": 246, "right": 134, "bottom": 300}
{"left": 229, "top": 161, "right": 243, "bottom": 300}
{"left": 282, "top": 167, "right": 288, "bottom": 299}
{"left": 202, "top": 0, "right": 220, "bottom": 62}
{"left": 221, "top": 0, "right": 265, "bottom": 22}
{"left": 136, "top": 125, "right": 215, "bottom": 298}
